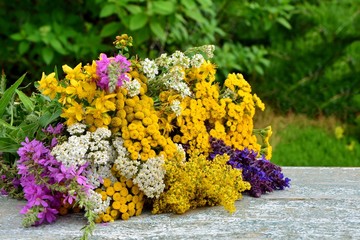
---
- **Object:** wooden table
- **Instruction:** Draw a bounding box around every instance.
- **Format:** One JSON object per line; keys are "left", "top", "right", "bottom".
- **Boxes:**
{"left": 0, "top": 167, "right": 359, "bottom": 239}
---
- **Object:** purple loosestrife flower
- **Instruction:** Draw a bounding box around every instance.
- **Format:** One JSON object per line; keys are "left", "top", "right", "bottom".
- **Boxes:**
{"left": 37, "top": 207, "right": 58, "bottom": 224}
{"left": 48, "top": 164, "right": 76, "bottom": 183}
{"left": 209, "top": 137, "right": 290, "bottom": 198}
{"left": 42, "top": 123, "right": 64, "bottom": 135}
{"left": 17, "top": 137, "right": 93, "bottom": 226}
{"left": 74, "top": 162, "right": 93, "bottom": 191}
{"left": 96, "top": 53, "right": 131, "bottom": 92}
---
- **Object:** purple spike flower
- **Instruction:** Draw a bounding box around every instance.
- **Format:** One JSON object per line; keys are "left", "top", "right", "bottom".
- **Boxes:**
{"left": 209, "top": 137, "right": 290, "bottom": 197}
{"left": 96, "top": 53, "right": 131, "bottom": 92}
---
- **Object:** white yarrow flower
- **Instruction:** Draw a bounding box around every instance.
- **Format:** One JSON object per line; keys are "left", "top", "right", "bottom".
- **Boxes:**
{"left": 170, "top": 100, "right": 182, "bottom": 116}
{"left": 123, "top": 79, "right": 141, "bottom": 97}
{"left": 133, "top": 156, "right": 165, "bottom": 198}
{"left": 190, "top": 54, "right": 205, "bottom": 68}
{"left": 67, "top": 123, "right": 87, "bottom": 135}
{"left": 141, "top": 58, "right": 158, "bottom": 80}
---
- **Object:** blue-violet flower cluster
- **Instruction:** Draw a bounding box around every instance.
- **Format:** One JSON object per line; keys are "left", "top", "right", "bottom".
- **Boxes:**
{"left": 209, "top": 137, "right": 290, "bottom": 198}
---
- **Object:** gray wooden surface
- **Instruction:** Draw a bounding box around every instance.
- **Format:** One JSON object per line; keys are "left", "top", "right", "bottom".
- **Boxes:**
{"left": 0, "top": 167, "right": 359, "bottom": 240}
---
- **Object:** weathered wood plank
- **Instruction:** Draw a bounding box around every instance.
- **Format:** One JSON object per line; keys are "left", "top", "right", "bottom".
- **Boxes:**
{"left": 0, "top": 167, "right": 359, "bottom": 239}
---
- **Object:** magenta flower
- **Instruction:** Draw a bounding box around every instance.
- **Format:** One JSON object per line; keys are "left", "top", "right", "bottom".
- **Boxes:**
{"left": 37, "top": 207, "right": 58, "bottom": 224}
{"left": 63, "top": 193, "right": 76, "bottom": 205}
{"left": 31, "top": 194, "right": 54, "bottom": 208}
{"left": 42, "top": 123, "right": 64, "bottom": 135}
{"left": 0, "top": 189, "right": 8, "bottom": 195}
{"left": 96, "top": 53, "right": 131, "bottom": 92}
{"left": 17, "top": 135, "right": 94, "bottom": 226}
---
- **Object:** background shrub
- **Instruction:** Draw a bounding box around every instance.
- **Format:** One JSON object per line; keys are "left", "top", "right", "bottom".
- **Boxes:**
{"left": 1, "top": 0, "right": 359, "bottom": 153}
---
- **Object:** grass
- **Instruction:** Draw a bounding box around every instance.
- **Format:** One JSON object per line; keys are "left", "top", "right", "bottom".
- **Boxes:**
{"left": 254, "top": 107, "right": 360, "bottom": 167}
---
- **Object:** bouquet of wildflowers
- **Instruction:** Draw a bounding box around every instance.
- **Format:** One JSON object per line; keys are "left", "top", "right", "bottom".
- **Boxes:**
{"left": 1, "top": 34, "right": 290, "bottom": 239}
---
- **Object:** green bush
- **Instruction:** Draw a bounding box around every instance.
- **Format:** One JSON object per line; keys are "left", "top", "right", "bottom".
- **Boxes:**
{"left": 272, "top": 124, "right": 360, "bottom": 167}
{"left": 254, "top": 0, "right": 360, "bottom": 125}
{"left": 1, "top": 0, "right": 359, "bottom": 134}
{"left": 0, "top": 0, "right": 292, "bottom": 85}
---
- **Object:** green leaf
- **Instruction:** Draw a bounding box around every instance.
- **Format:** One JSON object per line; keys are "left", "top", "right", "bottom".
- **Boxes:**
{"left": 39, "top": 109, "right": 62, "bottom": 127}
{"left": 50, "top": 38, "right": 67, "bottom": 55}
{"left": 0, "top": 119, "right": 17, "bottom": 130}
{"left": 197, "top": 0, "right": 212, "bottom": 7}
{"left": 100, "top": 4, "right": 117, "bottom": 18}
{"left": 254, "top": 65, "right": 264, "bottom": 75}
{"left": 54, "top": 66, "right": 60, "bottom": 81}
{"left": 129, "top": 13, "right": 148, "bottom": 30}
{"left": 0, "top": 74, "right": 26, "bottom": 117}
{"left": 100, "top": 22, "right": 122, "bottom": 37}
{"left": 276, "top": 17, "right": 292, "bottom": 30}
{"left": 15, "top": 90, "right": 34, "bottom": 112}
{"left": 151, "top": 1, "right": 175, "bottom": 15}
{"left": 10, "top": 33, "right": 24, "bottom": 41}
{"left": 184, "top": 9, "right": 207, "bottom": 24}
{"left": 0, "top": 137, "right": 20, "bottom": 153}
{"left": 42, "top": 47, "right": 54, "bottom": 65}
{"left": 17, "top": 122, "right": 39, "bottom": 139}
{"left": 180, "top": 0, "right": 196, "bottom": 10}
{"left": 150, "top": 21, "right": 166, "bottom": 41}
{"left": 125, "top": 5, "right": 143, "bottom": 14}
{"left": 18, "top": 41, "right": 30, "bottom": 55}
{"left": 351, "top": 94, "right": 360, "bottom": 105}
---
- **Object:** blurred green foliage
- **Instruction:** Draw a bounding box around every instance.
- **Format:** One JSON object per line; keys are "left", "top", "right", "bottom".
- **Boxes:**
{"left": 0, "top": 0, "right": 359, "bottom": 128}
{"left": 271, "top": 124, "right": 360, "bottom": 166}
{"left": 256, "top": 0, "right": 360, "bottom": 126}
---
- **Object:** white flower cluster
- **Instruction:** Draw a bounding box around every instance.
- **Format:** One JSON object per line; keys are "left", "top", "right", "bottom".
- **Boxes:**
{"left": 162, "top": 66, "right": 192, "bottom": 98}
{"left": 123, "top": 78, "right": 141, "bottom": 97}
{"left": 155, "top": 53, "right": 171, "bottom": 68}
{"left": 51, "top": 133, "right": 90, "bottom": 167}
{"left": 133, "top": 155, "right": 166, "bottom": 199}
{"left": 87, "top": 189, "right": 111, "bottom": 214}
{"left": 190, "top": 54, "right": 205, "bottom": 68}
{"left": 92, "top": 127, "right": 112, "bottom": 141}
{"left": 67, "top": 122, "right": 87, "bottom": 135}
{"left": 87, "top": 165, "right": 116, "bottom": 188}
{"left": 141, "top": 58, "right": 158, "bottom": 80}
{"left": 115, "top": 157, "right": 140, "bottom": 179}
{"left": 142, "top": 47, "right": 210, "bottom": 99}
{"left": 88, "top": 128, "right": 115, "bottom": 166}
{"left": 169, "top": 51, "right": 190, "bottom": 68}
{"left": 170, "top": 100, "right": 182, "bottom": 117}
{"left": 112, "top": 137, "right": 140, "bottom": 179}
{"left": 52, "top": 125, "right": 115, "bottom": 184}
{"left": 200, "top": 45, "right": 215, "bottom": 58}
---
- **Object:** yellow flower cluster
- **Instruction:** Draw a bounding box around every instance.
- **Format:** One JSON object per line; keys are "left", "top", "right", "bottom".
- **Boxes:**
{"left": 117, "top": 70, "right": 177, "bottom": 161}
{"left": 152, "top": 149, "right": 251, "bottom": 214}
{"left": 37, "top": 37, "right": 275, "bottom": 222}
{"left": 38, "top": 62, "right": 177, "bottom": 161}
{"left": 38, "top": 62, "right": 117, "bottom": 128}
{"left": 157, "top": 62, "right": 265, "bottom": 157}
{"left": 95, "top": 173, "right": 144, "bottom": 222}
